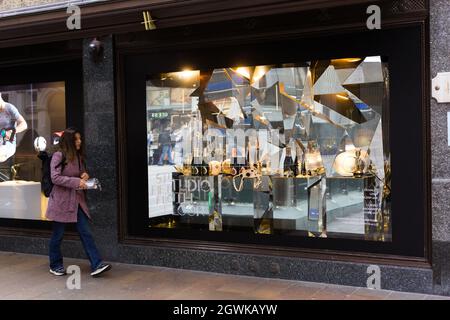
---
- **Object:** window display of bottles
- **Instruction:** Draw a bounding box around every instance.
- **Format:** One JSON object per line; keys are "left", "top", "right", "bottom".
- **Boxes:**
{"left": 283, "top": 146, "right": 296, "bottom": 177}
{"left": 146, "top": 57, "right": 392, "bottom": 242}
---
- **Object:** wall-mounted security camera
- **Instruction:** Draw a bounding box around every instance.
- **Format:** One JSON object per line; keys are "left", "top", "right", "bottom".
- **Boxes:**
{"left": 88, "top": 37, "right": 104, "bottom": 62}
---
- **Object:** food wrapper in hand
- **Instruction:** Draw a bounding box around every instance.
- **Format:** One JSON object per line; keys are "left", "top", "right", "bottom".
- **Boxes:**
{"left": 85, "top": 178, "right": 102, "bottom": 190}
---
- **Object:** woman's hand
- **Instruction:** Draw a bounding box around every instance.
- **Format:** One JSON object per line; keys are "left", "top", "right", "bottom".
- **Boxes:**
{"left": 5, "top": 130, "right": 13, "bottom": 141}
{"left": 81, "top": 172, "right": 90, "bottom": 181}
{"left": 79, "top": 179, "right": 87, "bottom": 189}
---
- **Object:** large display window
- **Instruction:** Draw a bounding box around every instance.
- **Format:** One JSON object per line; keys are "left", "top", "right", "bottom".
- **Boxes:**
{"left": 0, "top": 58, "right": 83, "bottom": 229}
{"left": 122, "top": 26, "right": 427, "bottom": 258}
{"left": 145, "top": 57, "right": 391, "bottom": 242}
{"left": 0, "top": 82, "right": 66, "bottom": 220}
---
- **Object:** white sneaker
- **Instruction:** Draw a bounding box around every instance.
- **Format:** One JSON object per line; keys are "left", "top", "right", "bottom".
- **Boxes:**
{"left": 90, "top": 263, "right": 111, "bottom": 277}
{"left": 49, "top": 267, "right": 66, "bottom": 276}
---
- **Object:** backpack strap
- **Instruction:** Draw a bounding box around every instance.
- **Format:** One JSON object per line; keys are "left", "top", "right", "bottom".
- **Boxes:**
{"left": 55, "top": 154, "right": 66, "bottom": 171}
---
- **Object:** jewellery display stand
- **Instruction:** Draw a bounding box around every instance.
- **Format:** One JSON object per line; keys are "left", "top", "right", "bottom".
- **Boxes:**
{"left": 253, "top": 176, "right": 273, "bottom": 234}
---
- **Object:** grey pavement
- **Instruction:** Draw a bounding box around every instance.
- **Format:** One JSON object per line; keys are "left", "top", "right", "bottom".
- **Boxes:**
{"left": 0, "top": 251, "right": 448, "bottom": 300}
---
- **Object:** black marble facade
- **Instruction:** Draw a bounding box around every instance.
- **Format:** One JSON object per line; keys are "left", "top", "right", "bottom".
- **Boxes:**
{"left": 431, "top": 0, "right": 450, "bottom": 297}
{"left": 5, "top": 5, "right": 450, "bottom": 293}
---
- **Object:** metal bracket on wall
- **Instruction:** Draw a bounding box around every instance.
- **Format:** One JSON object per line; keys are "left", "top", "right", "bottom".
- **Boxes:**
{"left": 432, "top": 73, "right": 450, "bottom": 103}
{"left": 142, "top": 11, "right": 157, "bottom": 31}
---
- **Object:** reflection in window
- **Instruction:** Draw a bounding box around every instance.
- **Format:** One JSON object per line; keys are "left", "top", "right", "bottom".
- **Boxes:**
{"left": 0, "top": 82, "right": 66, "bottom": 220}
{"left": 146, "top": 57, "right": 391, "bottom": 242}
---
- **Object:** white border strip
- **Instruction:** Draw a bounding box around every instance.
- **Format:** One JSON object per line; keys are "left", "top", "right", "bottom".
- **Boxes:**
{"left": 0, "top": 0, "right": 108, "bottom": 18}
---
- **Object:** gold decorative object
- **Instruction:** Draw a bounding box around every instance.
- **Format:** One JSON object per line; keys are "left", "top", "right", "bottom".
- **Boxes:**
{"left": 221, "top": 159, "right": 237, "bottom": 175}
{"left": 232, "top": 166, "right": 262, "bottom": 192}
{"left": 174, "top": 165, "right": 184, "bottom": 173}
{"left": 333, "top": 149, "right": 369, "bottom": 177}
{"left": 182, "top": 162, "right": 192, "bottom": 176}
{"left": 353, "top": 148, "right": 365, "bottom": 178}
{"left": 208, "top": 160, "right": 222, "bottom": 176}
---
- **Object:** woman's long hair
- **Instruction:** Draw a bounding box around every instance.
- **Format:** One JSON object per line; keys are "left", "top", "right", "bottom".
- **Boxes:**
{"left": 58, "top": 127, "right": 85, "bottom": 164}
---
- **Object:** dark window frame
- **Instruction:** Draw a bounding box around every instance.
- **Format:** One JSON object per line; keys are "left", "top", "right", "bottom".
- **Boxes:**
{"left": 118, "top": 24, "right": 431, "bottom": 265}
{"left": 0, "top": 56, "right": 84, "bottom": 235}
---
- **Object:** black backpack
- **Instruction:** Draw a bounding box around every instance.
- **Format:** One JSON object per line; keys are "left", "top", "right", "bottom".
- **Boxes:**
{"left": 38, "top": 151, "right": 66, "bottom": 197}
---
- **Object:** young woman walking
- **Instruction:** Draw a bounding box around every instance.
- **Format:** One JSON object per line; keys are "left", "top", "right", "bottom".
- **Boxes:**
{"left": 46, "top": 127, "right": 111, "bottom": 277}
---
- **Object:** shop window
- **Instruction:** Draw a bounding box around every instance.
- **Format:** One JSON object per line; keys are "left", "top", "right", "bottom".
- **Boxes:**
{"left": 0, "top": 82, "right": 66, "bottom": 221}
{"left": 145, "top": 57, "right": 391, "bottom": 242}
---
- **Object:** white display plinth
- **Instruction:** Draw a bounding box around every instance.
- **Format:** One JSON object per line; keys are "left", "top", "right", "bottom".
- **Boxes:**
{"left": 0, "top": 180, "right": 42, "bottom": 220}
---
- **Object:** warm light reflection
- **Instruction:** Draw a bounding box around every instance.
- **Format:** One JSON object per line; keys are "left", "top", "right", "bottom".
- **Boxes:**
{"left": 335, "top": 58, "right": 362, "bottom": 63}
{"left": 177, "top": 70, "right": 198, "bottom": 80}
{"left": 234, "top": 67, "right": 252, "bottom": 79}
{"left": 336, "top": 94, "right": 350, "bottom": 100}
{"left": 40, "top": 193, "right": 49, "bottom": 220}
{"left": 252, "top": 66, "right": 269, "bottom": 83}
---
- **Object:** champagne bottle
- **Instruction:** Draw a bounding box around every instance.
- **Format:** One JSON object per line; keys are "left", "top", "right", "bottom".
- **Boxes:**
{"left": 254, "top": 139, "right": 262, "bottom": 174}
{"left": 283, "top": 146, "right": 295, "bottom": 177}
{"left": 292, "top": 152, "right": 298, "bottom": 177}
{"left": 295, "top": 146, "right": 306, "bottom": 177}
{"left": 201, "top": 148, "right": 209, "bottom": 176}
{"left": 300, "top": 154, "right": 307, "bottom": 176}
{"left": 245, "top": 143, "right": 251, "bottom": 168}
{"left": 183, "top": 154, "right": 192, "bottom": 176}
{"left": 353, "top": 148, "right": 365, "bottom": 178}
{"left": 231, "top": 147, "right": 241, "bottom": 175}
{"left": 191, "top": 148, "right": 200, "bottom": 176}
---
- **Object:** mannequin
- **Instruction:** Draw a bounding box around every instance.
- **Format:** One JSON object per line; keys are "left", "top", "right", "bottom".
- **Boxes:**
{"left": 0, "top": 92, "right": 28, "bottom": 167}
{"left": 0, "top": 92, "right": 28, "bottom": 135}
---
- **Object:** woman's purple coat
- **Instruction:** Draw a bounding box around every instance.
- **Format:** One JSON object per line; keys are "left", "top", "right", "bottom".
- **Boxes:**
{"left": 45, "top": 151, "right": 90, "bottom": 223}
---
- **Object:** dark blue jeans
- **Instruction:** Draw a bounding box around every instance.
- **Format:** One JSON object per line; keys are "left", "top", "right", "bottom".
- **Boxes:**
{"left": 49, "top": 206, "right": 102, "bottom": 272}
{"left": 158, "top": 144, "right": 174, "bottom": 165}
